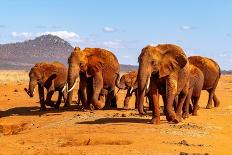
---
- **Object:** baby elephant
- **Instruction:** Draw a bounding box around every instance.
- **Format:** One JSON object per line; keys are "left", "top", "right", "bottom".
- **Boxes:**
{"left": 116, "top": 71, "right": 138, "bottom": 109}
{"left": 182, "top": 64, "right": 204, "bottom": 118}
{"left": 24, "top": 61, "right": 68, "bottom": 110}
{"left": 116, "top": 71, "right": 152, "bottom": 110}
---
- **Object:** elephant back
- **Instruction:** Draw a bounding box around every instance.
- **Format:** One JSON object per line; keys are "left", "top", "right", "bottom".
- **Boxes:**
{"left": 83, "top": 48, "right": 120, "bottom": 73}
{"left": 188, "top": 56, "right": 220, "bottom": 90}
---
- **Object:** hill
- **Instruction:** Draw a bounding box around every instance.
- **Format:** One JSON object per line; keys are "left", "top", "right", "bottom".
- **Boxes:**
{"left": 0, "top": 35, "right": 73, "bottom": 69}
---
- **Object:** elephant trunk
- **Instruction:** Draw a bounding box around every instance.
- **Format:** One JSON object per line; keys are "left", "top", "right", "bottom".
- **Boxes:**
{"left": 66, "top": 63, "right": 79, "bottom": 106}
{"left": 25, "top": 79, "right": 37, "bottom": 97}
{"left": 137, "top": 65, "right": 151, "bottom": 115}
{"left": 115, "top": 73, "right": 126, "bottom": 89}
{"left": 92, "top": 73, "right": 105, "bottom": 109}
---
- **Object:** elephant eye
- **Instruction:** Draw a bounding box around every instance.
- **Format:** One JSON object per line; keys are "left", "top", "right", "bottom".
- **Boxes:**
{"left": 151, "top": 60, "right": 157, "bottom": 65}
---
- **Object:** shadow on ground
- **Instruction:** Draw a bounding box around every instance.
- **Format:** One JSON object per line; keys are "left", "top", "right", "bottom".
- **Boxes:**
{"left": 0, "top": 104, "right": 80, "bottom": 118}
{"left": 77, "top": 117, "right": 166, "bottom": 124}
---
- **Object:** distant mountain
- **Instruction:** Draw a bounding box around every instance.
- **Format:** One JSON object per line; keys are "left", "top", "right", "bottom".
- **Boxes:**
{"left": 120, "top": 64, "right": 138, "bottom": 72}
{"left": 0, "top": 34, "right": 73, "bottom": 69}
{"left": 0, "top": 34, "right": 138, "bottom": 71}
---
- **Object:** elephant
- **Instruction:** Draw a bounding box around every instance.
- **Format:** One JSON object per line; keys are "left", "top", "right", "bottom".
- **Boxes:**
{"left": 137, "top": 44, "right": 190, "bottom": 124}
{"left": 116, "top": 71, "right": 138, "bottom": 109}
{"left": 24, "top": 61, "right": 68, "bottom": 110}
{"left": 182, "top": 64, "right": 204, "bottom": 118}
{"left": 66, "top": 47, "right": 120, "bottom": 110}
{"left": 188, "top": 56, "right": 221, "bottom": 109}
{"left": 116, "top": 71, "right": 152, "bottom": 110}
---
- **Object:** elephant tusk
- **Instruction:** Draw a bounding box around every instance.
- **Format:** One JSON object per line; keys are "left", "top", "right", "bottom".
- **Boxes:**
{"left": 129, "top": 87, "right": 133, "bottom": 94}
{"left": 67, "top": 79, "right": 78, "bottom": 92}
{"left": 62, "top": 84, "right": 67, "bottom": 92}
{"left": 32, "top": 88, "right": 35, "bottom": 96}
{"left": 146, "top": 77, "right": 150, "bottom": 90}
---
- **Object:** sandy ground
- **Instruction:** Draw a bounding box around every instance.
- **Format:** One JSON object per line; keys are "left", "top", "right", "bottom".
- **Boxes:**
{"left": 0, "top": 70, "right": 232, "bottom": 155}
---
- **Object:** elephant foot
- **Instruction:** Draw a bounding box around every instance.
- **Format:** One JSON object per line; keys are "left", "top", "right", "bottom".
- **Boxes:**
{"left": 166, "top": 111, "right": 176, "bottom": 122}
{"left": 214, "top": 101, "right": 220, "bottom": 107}
{"left": 78, "top": 105, "right": 86, "bottom": 111}
{"left": 189, "top": 104, "right": 193, "bottom": 114}
{"left": 103, "top": 104, "right": 111, "bottom": 110}
{"left": 54, "top": 104, "right": 61, "bottom": 109}
{"left": 206, "top": 104, "right": 212, "bottom": 109}
{"left": 64, "top": 101, "right": 71, "bottom": 107}
{"left": 150, "top": 117, "right": 160, "bottom": 125}
{"left": 192, "top": 112, "right": 198, "bottom": 116}
{"left": 172, "top": 114, "right": 182, "bottom": 124}
{"left": 45, "top": 101, "right": 55, "bottom": 107}
{"left": 182, "top": 112, "right": 189, "bottom": 119}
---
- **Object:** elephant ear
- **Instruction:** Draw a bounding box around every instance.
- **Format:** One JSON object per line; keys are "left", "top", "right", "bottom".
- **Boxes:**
{"left": 158, "top": 44, "right": 188, "bottom": 78}
{"left": 44, "top": 64, "right": 58, "bottom": 92}
{"left": 86, "top": 56, "right": 104, "bottom": 77}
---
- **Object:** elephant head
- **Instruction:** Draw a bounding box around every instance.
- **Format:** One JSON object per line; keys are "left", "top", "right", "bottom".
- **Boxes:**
{"left": 24, "top": 63, "right": 57, "bottom": 97}
{"left": 116, "top": 71, "right": 138, "bottom": 94}
{"left": 66, "top": 47, "right": 106, "bottom": 109}
{"left": 137, "top": 44, "right": 187, "bottom": 114}
{"left": 66, "top": 47, "right": 88, "bottom": 105}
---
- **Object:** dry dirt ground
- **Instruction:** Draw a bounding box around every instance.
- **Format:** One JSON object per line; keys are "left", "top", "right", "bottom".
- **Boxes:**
{"left": 0, "top": 70, "right": 232, "bottom": 155}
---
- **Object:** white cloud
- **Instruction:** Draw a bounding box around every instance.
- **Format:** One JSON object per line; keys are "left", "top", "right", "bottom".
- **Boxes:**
{"left": 180, "top": 25, "right": 198, "bottom": 31}
{"left": 11, "top": 32, "right": 33, "bottom": 39}
{"left": 102, "top": 26, "right": 117, "bottom": 33}
{"left": 36, "top": 31, "right": 79, "bottom": 40}
{"left": 102, "top": 40, "right": 125, "bottom": 49}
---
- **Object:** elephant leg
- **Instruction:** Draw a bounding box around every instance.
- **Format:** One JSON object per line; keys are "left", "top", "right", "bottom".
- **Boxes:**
{"left": 162, "top": 94, "right": 167, "bottom": 116}
{"left": 55, "top": 91, "right": 63, "bottom": 109}
{"left": 123, "top": 89, "right": 132, "bottom": 109}
{"left": 135, "top": 90, "right": 139, "bottom": 109}
{"left": 38, "top": 84, "right": 46, "bottom": 110}
{"left": 78, "top": 79, "right": 88, "bottom": 109}
{"left": 76, "top": 89, "right": 81, "bottom": 106}
{"left": 86, "top": 78, "right": 93, "bottom": 109}
{"left": 213, "top": 94, "right": 220, "bottom": 107}
{"left": 81, "top": 88, "right": 88, "bottom": 108}
{"left": 165, "top": 77, "right": 177, "bottom": 122}
{"left": 192, "top": 96, "right": 200, "bottom": 116}
{"left": 110, "top": 90, "right": 117, "bottom": 108}
{"left": 45, "top": 91, "right": 55, "bottom": 107}
{"left": 173, "top": 96, "right": 178, "bottom": 112}
{"left": 206, "top": 89, "right": 214, "bottom": 109}
{"left": 212, "top": 76, "right": 220, "bottom": 107}
{"left": 182, "top": 88, "right": 193, "bottom": 119}
{"left": 66, "top": 91, "right": 73, "bottom": 107}
{"left": 175, "top": 90, "right": 188, "bottom": 123}
{"left": 62, "top": 89, "right": 67, "bottom": 106}
{"left": 150, "top": 86, "right": 160, "bottom": 124}
{"left": 104, "top": 89, "right": 116, "bottom": 109}
{"left": 148, "top": 93, "right": 153, "bottom": 111}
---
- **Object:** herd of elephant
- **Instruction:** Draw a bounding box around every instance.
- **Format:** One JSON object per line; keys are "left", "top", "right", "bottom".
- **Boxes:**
{"left": 24, "top": 44, "right": 221, "bottom": 124}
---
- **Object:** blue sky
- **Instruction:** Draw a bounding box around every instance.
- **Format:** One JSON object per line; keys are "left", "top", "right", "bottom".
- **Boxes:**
{"left": 0, "top": 0, "right": 232, "bottom": 69}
